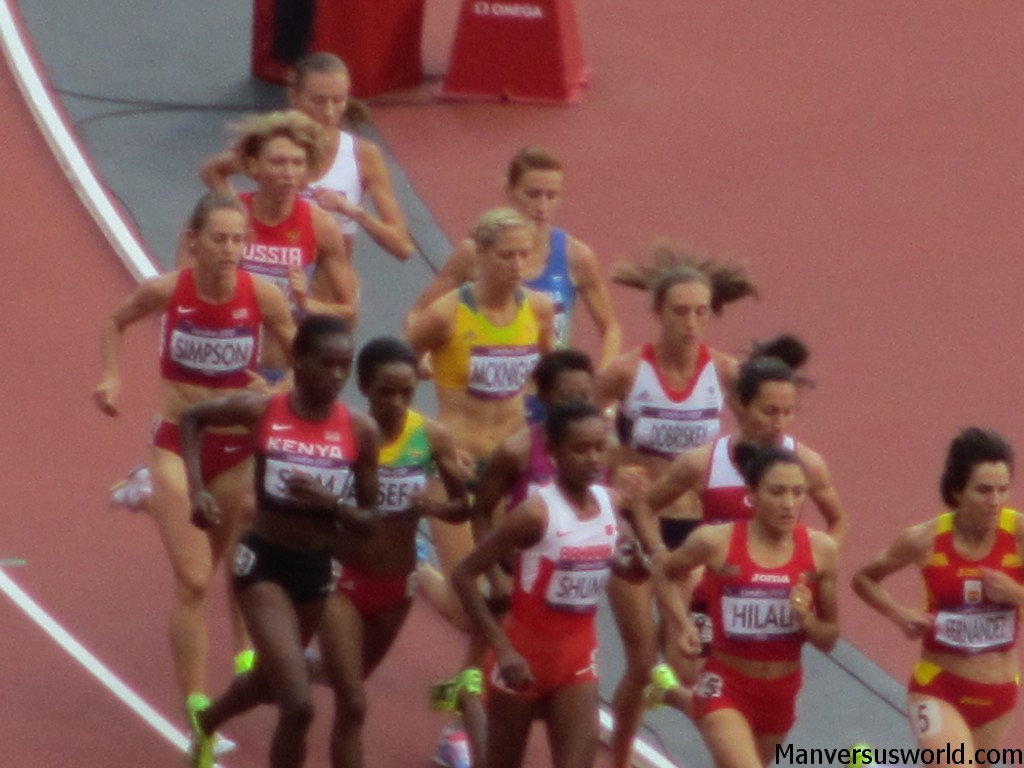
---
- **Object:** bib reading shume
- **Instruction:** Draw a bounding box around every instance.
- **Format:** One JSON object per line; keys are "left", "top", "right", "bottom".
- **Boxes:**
{"left": 544, "top": 558, "right": 611, "bottom": 614}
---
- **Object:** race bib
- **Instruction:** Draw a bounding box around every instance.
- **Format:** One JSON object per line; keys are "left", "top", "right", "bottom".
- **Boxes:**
{"left": 376, "top": 466, "right": 428, "bottom": 515}
{"left": 933, "top": 608, "right": 1016, "bottom": 652}
{"left": 170, "top": 325, "right": 255, "bottom": 377}
{"left": 544, "top": 561, "right": 610, "bottom": 613}
{"left": 467, "top": 345, "right": 539, "bottom": 400}
{"left": 721, "top": 592, "right": 799, "bottom": 639}
{"left": 263, "top": 458, "right": 353, "bottom": 503}
{"left": 633, "top": 406, "right": 719, "bottom": 459}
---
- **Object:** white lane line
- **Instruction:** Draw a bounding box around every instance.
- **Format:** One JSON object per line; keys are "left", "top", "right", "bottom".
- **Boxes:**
{"left": 0, "top": 568, "right": 194, "bottom": 753}
{"left": 0, "top": 0, "right": 159, "bottom": 281}
{"left": 599, "top": 707, "right": 684, "bottom": 768}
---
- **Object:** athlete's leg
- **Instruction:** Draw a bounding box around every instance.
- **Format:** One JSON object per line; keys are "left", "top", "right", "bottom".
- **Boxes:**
{"left": 148, "top": 447, "right": 214, "bottom": 699}
{"left": 607, "top": 575, "right": 658, "bottom": 768}
{"left": 545, "top": 681, "right": 600, "bottom": 768}
{"left": 201, "top": 583, "right": 323, "bottom": 768}
{"left": 207, "top": 458, "right": 256, "bottom": 660}
{"left": 319, "top": 593, "right": 368, "bottom": 768}
{"left": 698, "top": 709, "right": 762, "bottom": 768}
{"left": 971, "top": 710, "right": 1015, "bottom": 754}
{"left": 907, "top": 693, "right": 974, "bottom": 765}
{"left": 418, "top": 517, "right": 475, "bottom": 630}
{"left": 486, "top": 687, "right": 536, "bottom": 768}
{"left": 361, "top": 597, "right": 412, "bottom": 676}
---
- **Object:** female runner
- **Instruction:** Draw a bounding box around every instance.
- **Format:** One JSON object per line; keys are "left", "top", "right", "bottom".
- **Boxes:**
{"left": 452, "top": 400, "right": 648, "bottom": 768}
{"left": 222, "top": 110, "right": 357, "bottom": 382}
{"left": 406, "top": 207, "right": 554, "bottom": 765}
{"left": 93, "top": 194, "right": 295, "bottom": 727}
{"left": 182, "top": 314, "right": 379, "bottom": 768}
{"left": 639, "top": 337, "right": 848, "bottom": 695}
{"left": 655, "top": 445, "right": 840, "bottom": 767}
{"left": 852, "top": 428, "right": 1024, "bottom": 757}
{"left": 406, "top": 146, "right": 620, "bottom": 370}
{"left": 315, "top": 336, "right": 470, "bottom": 768}
{"left": 594, "top": 253, "right": 757, "bottom": 767}
{"left": 201, "top": 52, "right": 413, "bottom": 262}
{"left": 406, "top": 206, "right": 555, "bottom": 624}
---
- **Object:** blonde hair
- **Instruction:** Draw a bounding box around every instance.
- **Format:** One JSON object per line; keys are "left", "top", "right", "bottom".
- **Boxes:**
{"left": 470, "top": 207, "right": 531, "bottom": 251}
{"left": 231, "top": 110, "right": 329, "bottom": 178}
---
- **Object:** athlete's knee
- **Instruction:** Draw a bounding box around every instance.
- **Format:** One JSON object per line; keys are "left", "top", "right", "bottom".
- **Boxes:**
{"left": 333, "top": 682, "right": 367, "bottom": 725}
{"left": 174, "top": 571, "right": 212, "bottom": 606}
{"left": 279, "top": 692, "right": 315, "bottom": 731}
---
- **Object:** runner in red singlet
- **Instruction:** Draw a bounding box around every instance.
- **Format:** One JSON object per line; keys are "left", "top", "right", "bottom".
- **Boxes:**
{"left": 182, "top": 315, "right": 379, "bottom": 768}
{"left": 853, "top": 428, "right": 1024, "bottom": 759}
{"left": 655, "top": 445, "right": 839, "bottom": 768}
{"left": 453, "top": 400, "right": 648, "bottom": 768}
{"left": 93, "top": 194, "right": 295, "bottom": 730}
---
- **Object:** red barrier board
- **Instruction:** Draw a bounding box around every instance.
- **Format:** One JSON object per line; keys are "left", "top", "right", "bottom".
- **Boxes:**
{"left": 438, "top": 0, "right": 588, "bottom": 104}
{"left": 251, "top": 0, "right": 425, "bottom": 97}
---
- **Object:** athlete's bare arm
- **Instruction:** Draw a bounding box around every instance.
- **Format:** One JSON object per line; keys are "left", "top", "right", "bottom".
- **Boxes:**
{"left": 253, "top": 278, "right": 297, "bottom": 363}
{"left": 851, "top": 521, "right": 936, "bottom": 640}
{"left": 797, "top": 532, "right": 840, "bottom": 652}
{"left": 403, "top": 240, "right": 477, "bottom": 333}
{"left": 452, "top": 497, "right": 547, "bottom": 691}
{"left": 94, "top": 274, "right": 176, "bottom": 416}
{"left": 198, "top": 150, "right": 244, "bottom": 197}
{"left": 594, "top": 351, "right": 640, "bottom": 411}
{"left": 800, "top": 445, "right": 850, "bottom": 545}
{"left": 568, "top": 238, "right": 621, "bottom": 369}
{"left": 419, "top": 417, "right": 472, "bottom": 522}
{"left": 527, "top": 290, "right": 558, "bottom": 355}
{"left": 304, "top": 208, "right": 358, "bottom": 323}
{"left": 405, "top": 293, "right": 456, "bottom": 359}
{"left": 352, "top": 138, "right": 413, "bottom": 260}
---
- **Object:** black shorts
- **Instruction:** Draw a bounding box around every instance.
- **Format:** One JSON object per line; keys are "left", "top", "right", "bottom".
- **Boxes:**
{"left": 231, "top": 531, "right": 338, "bottom": 605}
{"left": 660, "top": 517, "right": 702, "bottom": 550}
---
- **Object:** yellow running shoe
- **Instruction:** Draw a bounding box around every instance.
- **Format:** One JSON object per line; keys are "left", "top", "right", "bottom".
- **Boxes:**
{"left": 234, "top": 649, "right": 256, "bottom": 676}
{"left": 643, "top": 663, "right": 680, "bottom": 709}
{"left": 428, "top": 667, "right": 483, "bottom": 713}
{"left": 186, "top": 694, "right": 216, "bottom": 768}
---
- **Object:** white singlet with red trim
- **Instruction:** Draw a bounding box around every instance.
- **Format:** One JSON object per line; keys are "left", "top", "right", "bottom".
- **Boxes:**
{"left": 513, "top": 484, "right": 617, "bottom": 626}
{"left": 702, "top": 435, "right": 797, "bottom": 523}
{"left": 304, "top": 131, "right": 361, "bottom": 236}
{"left": 706, "top": 435, "right": 797, "bottom": 489}
{"left": 619, "top": 344, "right": 723, "bottom": 461}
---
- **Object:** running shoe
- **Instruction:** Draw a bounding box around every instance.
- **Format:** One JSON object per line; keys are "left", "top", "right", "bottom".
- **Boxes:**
{"left": 415, "top": 534, "right": 435, "bottom": 567}
{"left": 186, "top": 694, "right": 216, "bottom": 768}
{"left": 643, "top": 663, "right": 681, "bottom": 709}
{"left": 233, "top": 648, "right": 256, "bottom": 676}
{"left": 428, "top": 667, "right": 482, "bottom": 713}
{"left": 433, "top": 725, "right": 472, "bottom": 768}
{"left": 108, "top": 465, "right": 151, "bottom": 513}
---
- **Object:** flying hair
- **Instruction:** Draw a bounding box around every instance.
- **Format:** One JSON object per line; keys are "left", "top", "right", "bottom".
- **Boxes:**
{"left": 611, "top": 240, "right": 758, "bottom": 315}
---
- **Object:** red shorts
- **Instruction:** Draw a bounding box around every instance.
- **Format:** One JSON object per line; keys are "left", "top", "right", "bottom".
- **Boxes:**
{"left": 486, "top": 616, "right": 598, "bottom": 699}
{"left": 152, "top": 419, "right": 253, "bottom": 484}
{"left": 908, "top": 661, "right": 1020, "bottom": 729}
{"left": 692, "top": 657, "right": 802, "bottom": 735}
{"left": 335, "top": 563, "right": 414, "bottom": 617}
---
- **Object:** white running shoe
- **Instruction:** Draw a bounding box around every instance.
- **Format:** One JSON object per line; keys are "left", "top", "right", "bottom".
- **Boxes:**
{"left": 433, "top": 725, "right": 471, "bottom": 768}
{"left": 108, "top": 465, "right": 152, "bottom": 513}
